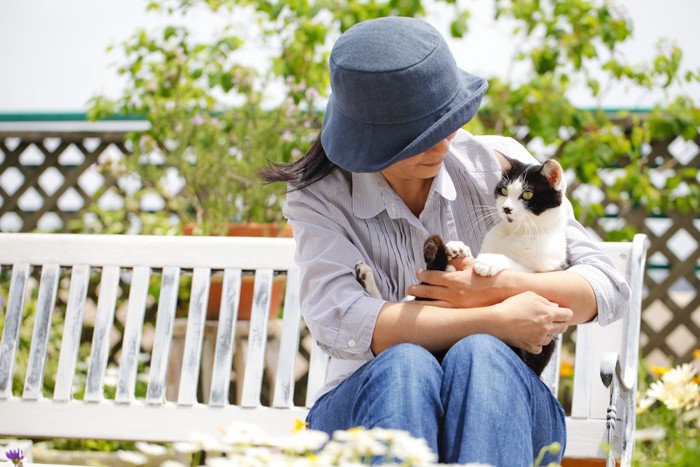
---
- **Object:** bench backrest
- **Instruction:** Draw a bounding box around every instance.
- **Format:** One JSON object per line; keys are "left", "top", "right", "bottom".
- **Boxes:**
{"left": 0, "top": 233, "right": 645, "bottom": 447}
{"left": 0, "top": 233, "right": 326, "bottom": 441}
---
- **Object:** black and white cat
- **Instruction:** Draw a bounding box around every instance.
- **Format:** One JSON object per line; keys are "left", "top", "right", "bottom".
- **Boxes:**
{"left": 355, "top": 152, "right": 569, "bottom": 376}
{"left": 474, "top": 153, "right": 568, "bottom": 277}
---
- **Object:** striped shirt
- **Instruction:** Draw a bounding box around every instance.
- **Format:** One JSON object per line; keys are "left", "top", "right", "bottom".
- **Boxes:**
{"left": 283, "top": 129, "right": 631, "bottom": 401}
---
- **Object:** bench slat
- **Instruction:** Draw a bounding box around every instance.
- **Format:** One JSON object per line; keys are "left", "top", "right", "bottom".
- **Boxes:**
{"left": 146, "top": 266, "right": 180, "bottom": 404}
{"left": 84, "top": 265, "right": 120, "bottom": 402}
{"left": 1, "top": 397, "right": 309, "bottom": 443}
{"left": 54, "top": 264, "right": 90, "bottom": 401}
{"left": 306, "top": 339, "right": 329, "bottom": 408}
{"left": 23, "top": 263, "right": 60, "bottom": 400}
{"left": 177, "top": 267, "right": 210, "bottom": 406}
{"left": 208, "top": 268, "right": 242, "bottom": 407}
{"left": 241, "top": 269, "right": 273, "bottom": 408}
{"left": 0, "top": 263, "right": 30, "bottom": 399}
{"left": 0, "top": 233, "right": 297, "bottom": 270}
{"left": 116, "top": 266, "right": 151, "bottom": 403}
{"left": 272, "top": 268, "right": 302, "bottom": 408}
{"left": 540, "top": 338, "right": 563, "bottom": 395}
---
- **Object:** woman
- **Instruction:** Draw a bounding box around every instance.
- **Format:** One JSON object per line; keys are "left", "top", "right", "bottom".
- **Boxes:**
{"left": 262, "top": 17, "right": 629, "bottom": 465}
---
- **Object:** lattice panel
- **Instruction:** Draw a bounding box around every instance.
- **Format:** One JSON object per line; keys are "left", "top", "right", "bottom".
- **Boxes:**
{"left": 567, "top": 134, "right": 700, "bottom": 365}
{"left": 0, "top": 122, "right": 173, "bottom": 233}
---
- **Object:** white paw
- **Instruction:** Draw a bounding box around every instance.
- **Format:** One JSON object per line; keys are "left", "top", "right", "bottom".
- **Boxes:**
{"left": 445, "top": 241, "right": 472, "bottom": 260}
{"left": 355, "top": 261, "right": 382, "bottom": 299}
{"left": 474, "top": 253, "right": 511, "bottom": 276}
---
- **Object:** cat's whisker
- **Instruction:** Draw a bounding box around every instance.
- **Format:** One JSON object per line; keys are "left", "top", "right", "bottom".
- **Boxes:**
{"left": 466, "top": 206, "right": 501, "bottom": 239}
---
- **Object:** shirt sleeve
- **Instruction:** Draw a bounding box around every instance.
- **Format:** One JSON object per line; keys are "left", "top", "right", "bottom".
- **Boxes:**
{"left": 283, "top": 186, "right": 384, "bottom": 360}
{"left": 564, "top": 205, "right": 632, "bottom": 326}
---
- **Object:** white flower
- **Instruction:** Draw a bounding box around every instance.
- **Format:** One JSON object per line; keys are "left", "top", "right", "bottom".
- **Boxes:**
{"left": 190, "top": 431, "right": 228, "bottom": 452}
{"left": 103, "top": 366, "right": 120, "bottom": 387}
{"left": 332, "top": 427, "right": 387, "bottom": 458}
{"left": 188, "top": 423, "right": 455, "bottom": 466}
{"left": 382, "top": 429, "right": 437, "bottom": 464}
{"left": 116, "top": 450, "right": 148, "bottom": 465}
{"left": 273, "top": 430, "right": 329, "bottom": 454}
{"left": 160, "top": 461, "right": 189, "bottom": 467}
{"left": 634, "top": 426, "right": 666, "bottom": 442}
{"left": 172, "top": 441, "right": 201, "bottom": 454}
{"left": 205, "top": 456, "right": 237, "bottom": 467}
{"left": 637, "top": 395, "right": 656, "bottom": 414}
{"left": 220, "top": 421, "right": 270, "bottom": 446}
{"left": 644, "top": 363, "right": 700, "bottom": 411}
{"left": 664, "top": 363, "right": 696, "bottom": 385}
{"left": 135, "top": 441, "right": 168, "bottom": 456}
{"left": 681, "top": 407, "right": 700, "bottom": 427}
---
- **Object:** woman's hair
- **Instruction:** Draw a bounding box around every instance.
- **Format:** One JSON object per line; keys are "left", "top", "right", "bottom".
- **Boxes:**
{"left": 259, "top": 134, "right": 338, "bottom": 190}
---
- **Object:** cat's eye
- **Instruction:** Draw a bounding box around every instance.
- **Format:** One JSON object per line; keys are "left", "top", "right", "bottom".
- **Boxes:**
{"left": 500, "top": 187, "right": 508, "bottom": 196}
{"left": 522, "top": 191, "right": 534, "bottom": 200}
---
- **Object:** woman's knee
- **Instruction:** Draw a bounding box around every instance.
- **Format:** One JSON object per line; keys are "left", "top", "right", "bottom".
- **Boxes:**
{"left": 364, "top": 344, "right": 443, "bottom": 398}
{"left": 442, "top": 334, "right": 525, "bottom": 376}
{"left": 445, "top": 334, "right": 507, "bottom": 359}
{"left": 373, "top": 343, "right": 442, "bottom": 378}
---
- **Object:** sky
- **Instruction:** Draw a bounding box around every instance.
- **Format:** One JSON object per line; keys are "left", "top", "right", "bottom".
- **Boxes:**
{"left": 0, "top": 0, "right": 698, "bottom": 113}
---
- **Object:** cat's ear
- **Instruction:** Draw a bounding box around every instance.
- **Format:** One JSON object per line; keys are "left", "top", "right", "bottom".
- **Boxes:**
{"left": 541, "top": 160, "right": 566, "bottom": 192}
{"left": 493, "top": 150, "right": 514, "bottom": 173}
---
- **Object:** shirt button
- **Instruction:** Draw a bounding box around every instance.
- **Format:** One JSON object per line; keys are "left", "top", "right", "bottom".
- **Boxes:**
{"left": 348, "top": 339, "right": 356, "bottom": 347}
{"left": 607, "top": 312, "right": 614, "bottom": 320}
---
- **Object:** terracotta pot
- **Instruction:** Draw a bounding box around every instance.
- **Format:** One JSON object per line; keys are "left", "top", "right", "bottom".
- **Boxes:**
{"left": 182, "top": 222, "right": 293, "bottom": 320}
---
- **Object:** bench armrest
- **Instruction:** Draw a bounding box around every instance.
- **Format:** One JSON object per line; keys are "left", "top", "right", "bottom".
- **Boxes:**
{"left": 600, "top": 351, "right": 636, "bottom": 467}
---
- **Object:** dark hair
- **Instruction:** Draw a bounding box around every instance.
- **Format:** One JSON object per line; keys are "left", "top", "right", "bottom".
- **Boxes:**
{"left": 259, "top": 133, "right": 338, "bottom": 190}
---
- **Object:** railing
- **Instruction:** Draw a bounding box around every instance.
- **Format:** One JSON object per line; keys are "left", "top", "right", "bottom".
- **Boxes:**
{"left": 0, "top": 119, "right": 698, "bottom": 365}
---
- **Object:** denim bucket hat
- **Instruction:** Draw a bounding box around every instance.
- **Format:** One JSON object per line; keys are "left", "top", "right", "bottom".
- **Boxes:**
{"left": 321, "top": 16, "right": 488, "bottom": 172}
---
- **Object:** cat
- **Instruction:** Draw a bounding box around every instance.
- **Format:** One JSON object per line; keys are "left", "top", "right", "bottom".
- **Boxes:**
{"left": 473, "top": 153, "right": 568, "bottom": 277}
{"left": 355, "top": 152, "right": 569, "bottom": 376}
{"left": 469, "top": 153, "right": 569, "bottom": 376}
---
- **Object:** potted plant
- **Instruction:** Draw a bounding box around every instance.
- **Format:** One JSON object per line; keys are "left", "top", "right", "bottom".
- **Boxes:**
{"left": 87, "top": 25, "right": 320, "bottom": 234}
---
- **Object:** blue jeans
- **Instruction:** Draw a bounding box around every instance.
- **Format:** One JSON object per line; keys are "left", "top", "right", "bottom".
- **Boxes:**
{"left": 307, "top": 334, "right": 566, "bottom": 466}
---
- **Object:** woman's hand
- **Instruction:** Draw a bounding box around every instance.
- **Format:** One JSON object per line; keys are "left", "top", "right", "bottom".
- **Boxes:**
{"left": 408, "top": 256, "right": 508, "bottom": 308}
{"left": 408, "top": 254, "right": 597, "bottom": 324}
{"left": 407, "top": 257, "right": 573, "bottom": 353}
{"left": 490, "top": 291, "right": 571, "bottom": 354}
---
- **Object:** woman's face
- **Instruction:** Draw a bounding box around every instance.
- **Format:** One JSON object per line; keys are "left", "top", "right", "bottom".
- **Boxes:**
{"left": 381, "top": 132, "right": 457, "bottom": 182}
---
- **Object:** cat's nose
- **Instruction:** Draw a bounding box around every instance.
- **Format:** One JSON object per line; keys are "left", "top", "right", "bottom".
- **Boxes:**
{"left": 503, "top": 207, "right": 512, "bottom": 215}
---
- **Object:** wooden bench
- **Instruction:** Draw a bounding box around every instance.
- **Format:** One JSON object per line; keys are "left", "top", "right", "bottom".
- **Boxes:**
{"left": 0, "top": 232, "right": 647, "bottom": 466}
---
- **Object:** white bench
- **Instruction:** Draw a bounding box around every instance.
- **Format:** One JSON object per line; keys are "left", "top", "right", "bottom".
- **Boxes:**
{"left": 0, "top": 232, "right": 647, "bottom": 466}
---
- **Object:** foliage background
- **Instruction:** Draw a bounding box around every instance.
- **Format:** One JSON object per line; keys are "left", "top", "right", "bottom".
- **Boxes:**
{"left": 86, "top": 0, "right": 699, "bottom": 238}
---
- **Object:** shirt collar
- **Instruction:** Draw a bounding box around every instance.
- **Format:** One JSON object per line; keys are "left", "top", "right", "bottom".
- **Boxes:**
{"left": 351, "top": 162, "right": 456, "bottom": 219}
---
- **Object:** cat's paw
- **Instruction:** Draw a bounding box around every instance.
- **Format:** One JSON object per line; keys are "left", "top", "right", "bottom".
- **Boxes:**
{"left": 445, "top": 241, "right": 472, "bottom": 260}
{"left": 474, "top": 253, "right": 511, "bottom": 276}
{"left": 355, "top": 261, "right": 382, "bottom": 299}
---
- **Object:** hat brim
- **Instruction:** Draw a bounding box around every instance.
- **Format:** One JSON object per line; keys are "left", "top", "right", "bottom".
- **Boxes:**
{"left": 321, "top": 70, "right": 488, "bottom": 172}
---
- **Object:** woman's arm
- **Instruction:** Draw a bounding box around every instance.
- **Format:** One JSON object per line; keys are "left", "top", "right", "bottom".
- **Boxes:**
{"left": 407, "top": 258, "right": 596, "bottom": 324}
{"left": 371, "top": 290, "right": 573, "bottom": 355}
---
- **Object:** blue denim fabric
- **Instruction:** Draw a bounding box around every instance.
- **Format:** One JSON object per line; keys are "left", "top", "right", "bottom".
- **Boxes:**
{"left": 307, "top": 334, "right": 566, "bottom": 466}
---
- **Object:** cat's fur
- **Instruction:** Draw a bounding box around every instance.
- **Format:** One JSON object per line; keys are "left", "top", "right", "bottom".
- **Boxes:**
{"left": 355, "top": 235, "right": 470, "bottom": 302}
{"left": 355, "top": 152, "right": 569, "bottom": 376}
{"left": 469, "top": 153, "right": 569, "bottom": 376}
